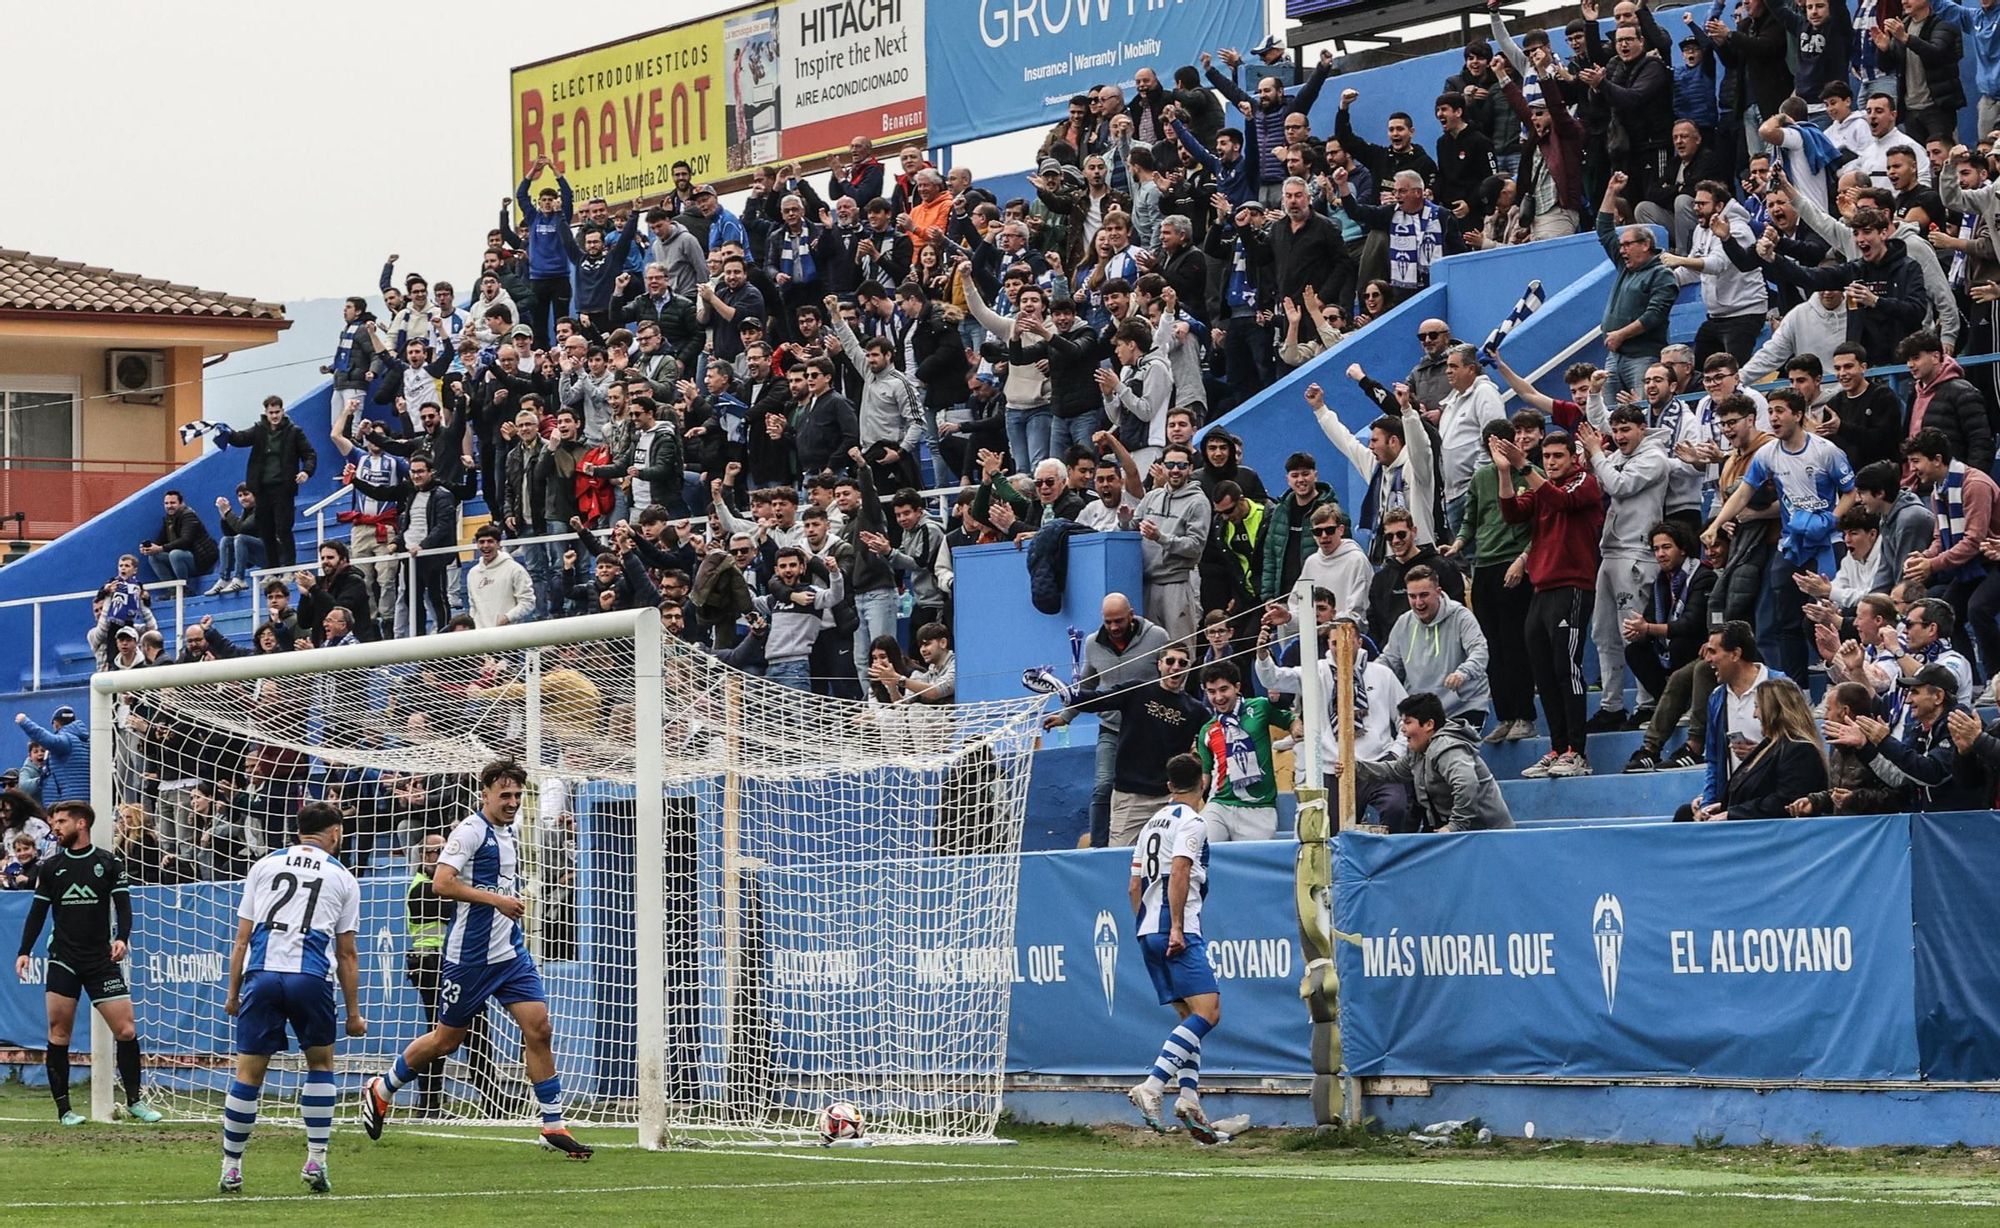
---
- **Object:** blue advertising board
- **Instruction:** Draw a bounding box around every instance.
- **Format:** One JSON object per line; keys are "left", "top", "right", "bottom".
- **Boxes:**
{"left": 1006, "top": 841, "right": 1308, "bottom": 1076}
{"left": 926, "top": 0, "right": 1268, "bottom": 148}
{"left": 1336, "top": 815, "right": 1921, "bottom": 1081}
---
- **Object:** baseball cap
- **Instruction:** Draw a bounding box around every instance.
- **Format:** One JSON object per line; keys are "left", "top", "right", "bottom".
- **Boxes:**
{"left": 1038, "top": 157, "right": 1063, "bottom": 177}
{"left": 738, "top": 316, "right": 765, "bottom": 332}
{"left": 1895, "top": 664, "right": 1960, "bottom": 696}
{"left": 510, "top": 323, "right": 535, "bottom": 338}
{"left": 115, "top": 626, "right": 139, "bottom": 641}
{"left": 51, "top": 705, "right": 76, "bottom": 722}
{"left": 692, "top": 183, "right": 718, "bottom": 198}
{"left": 1253, "top": 34, "right": 1284, "bottom": 56}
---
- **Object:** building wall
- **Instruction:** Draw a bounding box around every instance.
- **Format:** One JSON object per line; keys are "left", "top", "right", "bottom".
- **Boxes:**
{"left": 0, "top": 316, "right": 285, "bottom": 467}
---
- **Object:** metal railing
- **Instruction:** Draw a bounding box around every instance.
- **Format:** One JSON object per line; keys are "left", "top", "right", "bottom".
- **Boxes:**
{"left": 0, "top": 578, "right": 186, "bottom": 691}
{"left": 246, "top": 524, "right": 606, "bottom": 640}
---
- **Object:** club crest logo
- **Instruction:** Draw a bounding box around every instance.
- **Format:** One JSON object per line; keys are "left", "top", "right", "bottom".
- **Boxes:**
{"left": 1592, "top": 894, "right": 1625, "bottom": 1014}
{"left": 1092, "top": 909, "right": 1119, "bottom": 1014}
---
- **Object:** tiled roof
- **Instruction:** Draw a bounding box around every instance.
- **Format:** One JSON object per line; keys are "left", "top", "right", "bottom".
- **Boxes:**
{"left": 0, "top": 249, "right": 285, "bottom": 321}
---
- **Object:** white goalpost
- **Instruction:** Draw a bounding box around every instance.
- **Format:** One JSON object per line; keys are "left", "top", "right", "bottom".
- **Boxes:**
{"left": 87, "top": 608, "right": 1046, "bottom": 1146}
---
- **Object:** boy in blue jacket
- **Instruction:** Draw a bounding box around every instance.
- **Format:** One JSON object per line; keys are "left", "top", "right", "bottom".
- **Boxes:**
{"left": 514, "top": 154, "right": 579, "bottom": 346}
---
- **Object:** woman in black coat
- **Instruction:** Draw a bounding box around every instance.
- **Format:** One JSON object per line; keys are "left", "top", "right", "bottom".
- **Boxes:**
{"left": 1677, "top": 678, "right": 1830, "bottom": 820}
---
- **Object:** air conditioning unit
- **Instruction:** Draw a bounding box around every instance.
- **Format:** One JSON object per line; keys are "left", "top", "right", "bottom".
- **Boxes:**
{"left": 107, "top": 350, "right": 166, "bottom": 404}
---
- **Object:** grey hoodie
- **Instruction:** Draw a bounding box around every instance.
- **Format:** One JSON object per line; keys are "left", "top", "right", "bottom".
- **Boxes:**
{"left": 1359, "top": 719, "right": 1515, "bottom": 831}
{"left": 1589, "top": 435, "right": 1670, "bottom": 558}
{"left": 1376, "top": 592, "right": 1490, "bottom": 719}
{"left": 830, "top": 318, "right": 925, "bottom": 454}
{"left": 1069, "top": 616, "right": 1170, "bottom": 733}
{"left": 1880, "top": 488, "right": 1934, "bottom": 579}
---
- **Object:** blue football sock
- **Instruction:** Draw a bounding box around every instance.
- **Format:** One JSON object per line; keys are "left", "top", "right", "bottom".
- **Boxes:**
{"left": 382, "top": 1055, "right": 418, "bottom": 1098}
{"left": 533, "top": 1076, "right": 564, "bottom": 1127}
{"left": 222, "top": 1080, "right": 261, "bottom": 1165}
{"left": 300, "top": 1070, "right": 336, "bottom": 1157}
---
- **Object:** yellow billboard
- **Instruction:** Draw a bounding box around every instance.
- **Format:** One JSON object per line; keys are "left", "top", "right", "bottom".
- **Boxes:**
{"left": 511, "top": 0, "right": 927, "bottom": 205}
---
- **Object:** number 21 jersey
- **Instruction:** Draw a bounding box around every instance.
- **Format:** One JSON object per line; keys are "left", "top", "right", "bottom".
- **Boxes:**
{"left": 239, "top": 844, "right": 360, "bottom": 981}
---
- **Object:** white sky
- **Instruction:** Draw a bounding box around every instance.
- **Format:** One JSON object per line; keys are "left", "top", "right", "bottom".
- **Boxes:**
{"left": 2, "top": 0, "right": 1507, "bottom": 309}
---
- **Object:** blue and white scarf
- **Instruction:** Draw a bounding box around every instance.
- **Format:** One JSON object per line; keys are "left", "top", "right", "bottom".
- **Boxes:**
{"left": 333, "top": 323, "right": 361, "bottom": 373}
{"left": 1933, "top": 460, "right": 1985, "bottom": 579}
{"left": 1479, "top": 280, "right": 1544, "bottom": 366}
{"left": 1387, "top": 203, "right": 1447, "bottom": 289}
{"left": 1650, "top": 559, "right": 1698, "bottom": 667}
{"left": 780, "top": 226, "right": 818, "bottom": 285}
{"left": 178, "top": 419, "right": 225, "bottom": 446}
{"left": 1952, "top": 211, "right": 1978, "bottom": 287}
{"left": 710, "top": 393, "right": 749, "bottom": 444}
{"left": 1226, "top": 235, "right": 1258, "bottom": 309}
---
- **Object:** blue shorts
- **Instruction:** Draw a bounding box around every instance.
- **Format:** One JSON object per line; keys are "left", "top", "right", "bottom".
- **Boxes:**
{"left": 1140, "top": 933, "right": 1218, "bottom": 1005}
{"left": 438, "top": 956, "right": 545, "bottom": 1028}
{"left": 236, "top": 971, "right": 337, "bottom": 1055}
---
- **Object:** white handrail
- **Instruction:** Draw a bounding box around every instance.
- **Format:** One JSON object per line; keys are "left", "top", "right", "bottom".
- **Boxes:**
{"left": 0, "top": 579, "right": 187, "bottom": 692}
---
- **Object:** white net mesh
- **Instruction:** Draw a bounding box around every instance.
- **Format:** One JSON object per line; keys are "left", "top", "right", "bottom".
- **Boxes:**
{"left": 97, "top": 616, "right": 1044, "bottom": 1145}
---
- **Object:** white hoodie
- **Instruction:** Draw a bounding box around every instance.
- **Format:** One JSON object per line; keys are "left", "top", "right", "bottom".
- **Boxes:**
{"left": 1298, "top": 537, "right": 1373, "bottom": 628}
{"left": 1741, "top": 295, "right": 1849, "bottom": 384}
{"left": 467, "top": 549, "right": 536, "bottom": 629}
{"left": 1674, "top": 199, "right": 1766, "bottom": 320}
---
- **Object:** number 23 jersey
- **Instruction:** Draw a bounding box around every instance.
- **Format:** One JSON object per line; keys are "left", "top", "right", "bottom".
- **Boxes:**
{"left": 238, "top": 844, "right": 360, "bottom": 981}
{"left": 1130, "top": 803, "right": 1209, "bottom": 939}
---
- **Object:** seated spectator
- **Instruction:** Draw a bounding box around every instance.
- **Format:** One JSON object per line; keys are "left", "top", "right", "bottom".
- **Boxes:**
{"left": 1344, "top": 691, "right": 1514, "bottom": 832}
{"left": 139, "top": 488, "right": 218, "bottom": 586}
{"left": 1832, "top": 663, "right": 1988, "bottom": 811}
{"left": 1620, "top": 521, "right": 1715, "bottom": 748}
{"left": 1794, "top": 682, "right": 1908, "bottom": 816}
{"left": 1675, "top": 678, "right": 1830, "bottom": 820}
{"left": 207, "top": 485, "right": 265, "bottom": 595}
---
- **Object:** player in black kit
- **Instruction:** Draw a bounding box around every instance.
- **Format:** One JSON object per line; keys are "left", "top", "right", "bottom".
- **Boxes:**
{"left": 13, "top": 801, "right": 162, "bottom": 1124}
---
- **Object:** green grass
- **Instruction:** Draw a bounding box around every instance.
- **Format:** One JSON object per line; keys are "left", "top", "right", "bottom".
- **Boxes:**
{"left": 5, "top": 1093, "right": 2000, "bottom": 1226}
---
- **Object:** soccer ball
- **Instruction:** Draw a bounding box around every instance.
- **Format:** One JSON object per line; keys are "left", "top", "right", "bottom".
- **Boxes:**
{"left": 820, "top": 1100, "right": 864, "bottom": 1142}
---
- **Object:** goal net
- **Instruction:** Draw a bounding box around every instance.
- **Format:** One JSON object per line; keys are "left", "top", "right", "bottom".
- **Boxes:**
{"left": 89, "top": 609, "right": 1045, "bottom": 1145}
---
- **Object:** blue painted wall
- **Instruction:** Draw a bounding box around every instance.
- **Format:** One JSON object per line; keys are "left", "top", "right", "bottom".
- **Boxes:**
{"left": 952, "top": 531, "right": 1146, "bottom": 705}
{"left": 0, "top": 380, "right": 345, "bottom": 687}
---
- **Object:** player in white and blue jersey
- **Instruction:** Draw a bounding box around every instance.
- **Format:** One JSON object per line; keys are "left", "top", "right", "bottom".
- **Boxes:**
{"left": 219, "top": 801, "right": 365, "bottom": 1194}
{"left": 1126, "top": 753, "right": 1223, "bottom": 1145}
{"left": 360, "top": 759, "right": 592, "bottom": 1159}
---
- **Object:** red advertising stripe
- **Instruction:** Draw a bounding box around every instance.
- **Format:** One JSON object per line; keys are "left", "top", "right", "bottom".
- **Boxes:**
{"left": 779, "top": 99, "right": 927, "bottom": 161}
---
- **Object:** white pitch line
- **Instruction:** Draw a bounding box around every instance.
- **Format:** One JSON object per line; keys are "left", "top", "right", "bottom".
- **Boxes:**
{"left": 0, "top": 1170, "right": 1164, "bottom": 1211}
{"left": 741, "top": 1148, "right": 2000, "bottom": 1211}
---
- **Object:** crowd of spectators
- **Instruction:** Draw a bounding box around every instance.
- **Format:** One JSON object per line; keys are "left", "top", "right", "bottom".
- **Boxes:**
{"left": 36, "top": 0, "right": 2000, "bottom": 858}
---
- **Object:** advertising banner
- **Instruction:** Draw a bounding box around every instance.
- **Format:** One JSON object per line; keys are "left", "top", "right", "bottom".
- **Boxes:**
{"left": 511, "top": 0, "right": 926, "bottom": 203}
{"left": 1336, "top": 815, "right": 1921, "bottom": 1081}
{"left": 1005, "top": 841, "right": 1310, "bottom": 1077}
{"left": 927, "top": 0, "right": 1267, "bottom": 148}
{"left": 1910, "top": 811, "right": 2000, "bottom": 1081}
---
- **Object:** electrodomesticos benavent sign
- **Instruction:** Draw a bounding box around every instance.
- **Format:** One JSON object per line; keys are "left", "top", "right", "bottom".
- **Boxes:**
{"left": 511, "top": 0, "right": 926, "bottom": 203}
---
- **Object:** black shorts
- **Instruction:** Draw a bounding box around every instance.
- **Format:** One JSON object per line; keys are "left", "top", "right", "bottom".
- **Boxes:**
{"left": 45, "top": 957, "right": 129, "bottom": 1004}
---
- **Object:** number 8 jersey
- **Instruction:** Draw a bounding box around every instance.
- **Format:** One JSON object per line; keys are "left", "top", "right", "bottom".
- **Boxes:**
{"left": 1130, "top": 803, "right": 1209, "bottom": 939}
{"left": 238, "top": 844, "right": 361, "bottom": 981}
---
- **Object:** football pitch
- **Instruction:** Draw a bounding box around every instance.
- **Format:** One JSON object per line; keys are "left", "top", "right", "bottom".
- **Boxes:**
{"left": 5, "top": 1095, "right": 2000, "bottom": 1227}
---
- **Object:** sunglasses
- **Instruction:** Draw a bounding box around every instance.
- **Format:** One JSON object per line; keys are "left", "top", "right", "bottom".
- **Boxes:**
{"left": 1385, "top": 530, "right": 1411, "bottom": 542}
{"left": 1161, "top": 461, "right": 1190, "bottom": 470}
{"left": 1418, "top": 330, "right": 1445, "bottom": 340}
{"left": 1035, "top": 477, "right": 1060, "bottom": 486}
{"left": 1311, "top": 526, "right": 1342, "bottom": 537}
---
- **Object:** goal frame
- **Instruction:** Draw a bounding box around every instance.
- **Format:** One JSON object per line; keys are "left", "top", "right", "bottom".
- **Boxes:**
{"left": 85, "top": 609, "right": 671, "bottom": 1143}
